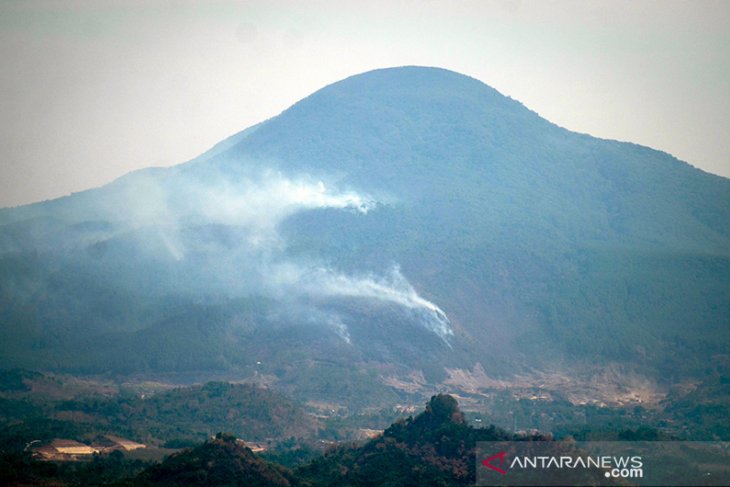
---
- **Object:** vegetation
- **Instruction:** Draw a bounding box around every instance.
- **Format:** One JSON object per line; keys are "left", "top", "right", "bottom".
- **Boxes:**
{"left": 0, "top": 449, "right": 151, "bottom": 487}
{"left": 0, "top": 372, "right": 319, "bottom": 454}
{"left": 134, "top": 433, "right": 295, "bottom": 487}
{"left": 296, "top": 394, "right": 518, "bottom": 486}
{"left": 0, "top": 394, "right": 522, "bottom": 486}
{"left": 2, "top": 391, "right": 727, "bottom": 486}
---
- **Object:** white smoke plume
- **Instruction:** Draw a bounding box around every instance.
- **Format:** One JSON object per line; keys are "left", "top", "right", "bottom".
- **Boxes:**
{"left": 114, "top": 168, "right": 374, "bottom": 255}
{"left": 32, "top": 164, "right": 453, "bottom": 345}
{"left": 268, "top": 262, "right": 454, "bottom": 344}
{"left": 195, "top": 174, "right": 373, "bottom": 230}
{"left": 165, "top": 170, "right": 454, "bottom": 344}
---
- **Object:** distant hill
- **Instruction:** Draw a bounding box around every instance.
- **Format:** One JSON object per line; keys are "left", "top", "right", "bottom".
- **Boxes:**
{"left": 129, "top": 381, "right": 320, "bottom": 443}
{"left": 295, "top": 394, "right": 516, "bottom": 486}
{"left": 0, "top": 66, "right": 728, "bottom": 405}
{"left": 135, "top": 433, "right": 295, "bottom": 487}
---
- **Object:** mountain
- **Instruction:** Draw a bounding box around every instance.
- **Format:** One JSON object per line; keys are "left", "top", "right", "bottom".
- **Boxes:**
{"left": 0, "top": 66, "right": 728, "bottom": 406}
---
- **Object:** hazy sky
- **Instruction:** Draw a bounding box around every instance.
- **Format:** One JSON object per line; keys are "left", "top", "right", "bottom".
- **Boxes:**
{"left": 0, "top": 0, "right": 728, "bottom": 208}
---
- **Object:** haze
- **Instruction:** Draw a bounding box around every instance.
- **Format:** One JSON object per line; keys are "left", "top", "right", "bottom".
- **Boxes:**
{"left": 0, "top": 0, "right": 728, "bottom": 208}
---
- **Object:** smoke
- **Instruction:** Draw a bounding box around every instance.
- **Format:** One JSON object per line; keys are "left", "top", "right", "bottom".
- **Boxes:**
{"left": 324, "top": 314, "right": 352, "bottom": 345}
{"left": 150, "top": 167, "right": 453, "bottom": 344}
{"left": 267, "top": 262, "right": 454, "bottom": 344}
{"left": 5, "top": 163, "right": 453, "bottom": 346}
{"left": 114, "top": 168, "right": 374, "bottom": 256}
{"left": 193, "top": 173, "right": 373, "bottom": 233}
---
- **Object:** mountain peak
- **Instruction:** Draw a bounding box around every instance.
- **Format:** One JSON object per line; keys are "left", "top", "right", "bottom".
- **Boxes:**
{"left": 423, "top": 393, "right": 465, "bottom": 425}
{"left": 222, "top": 65, "right": 552, "bottom": 190}
{"left": 313, "top": 65, "right": 499, "bottom": 97}
{"left": 285, "top": 65, "right": 531, "bottom": 122}
{"left": 138, "top": 433, "right": 294, "bottom": 486}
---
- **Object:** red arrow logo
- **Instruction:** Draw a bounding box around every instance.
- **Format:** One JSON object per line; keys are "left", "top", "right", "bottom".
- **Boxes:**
{"left": 482, "top": 451, "right": 507, "bottom": 475}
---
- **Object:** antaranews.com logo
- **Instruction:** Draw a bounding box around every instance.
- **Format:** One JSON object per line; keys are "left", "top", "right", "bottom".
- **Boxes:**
{"left": 482, "top": 449, "right": 642, "bottom": 478}
{"left": 476, "top": 441, "right": 730, "bottom": 486}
